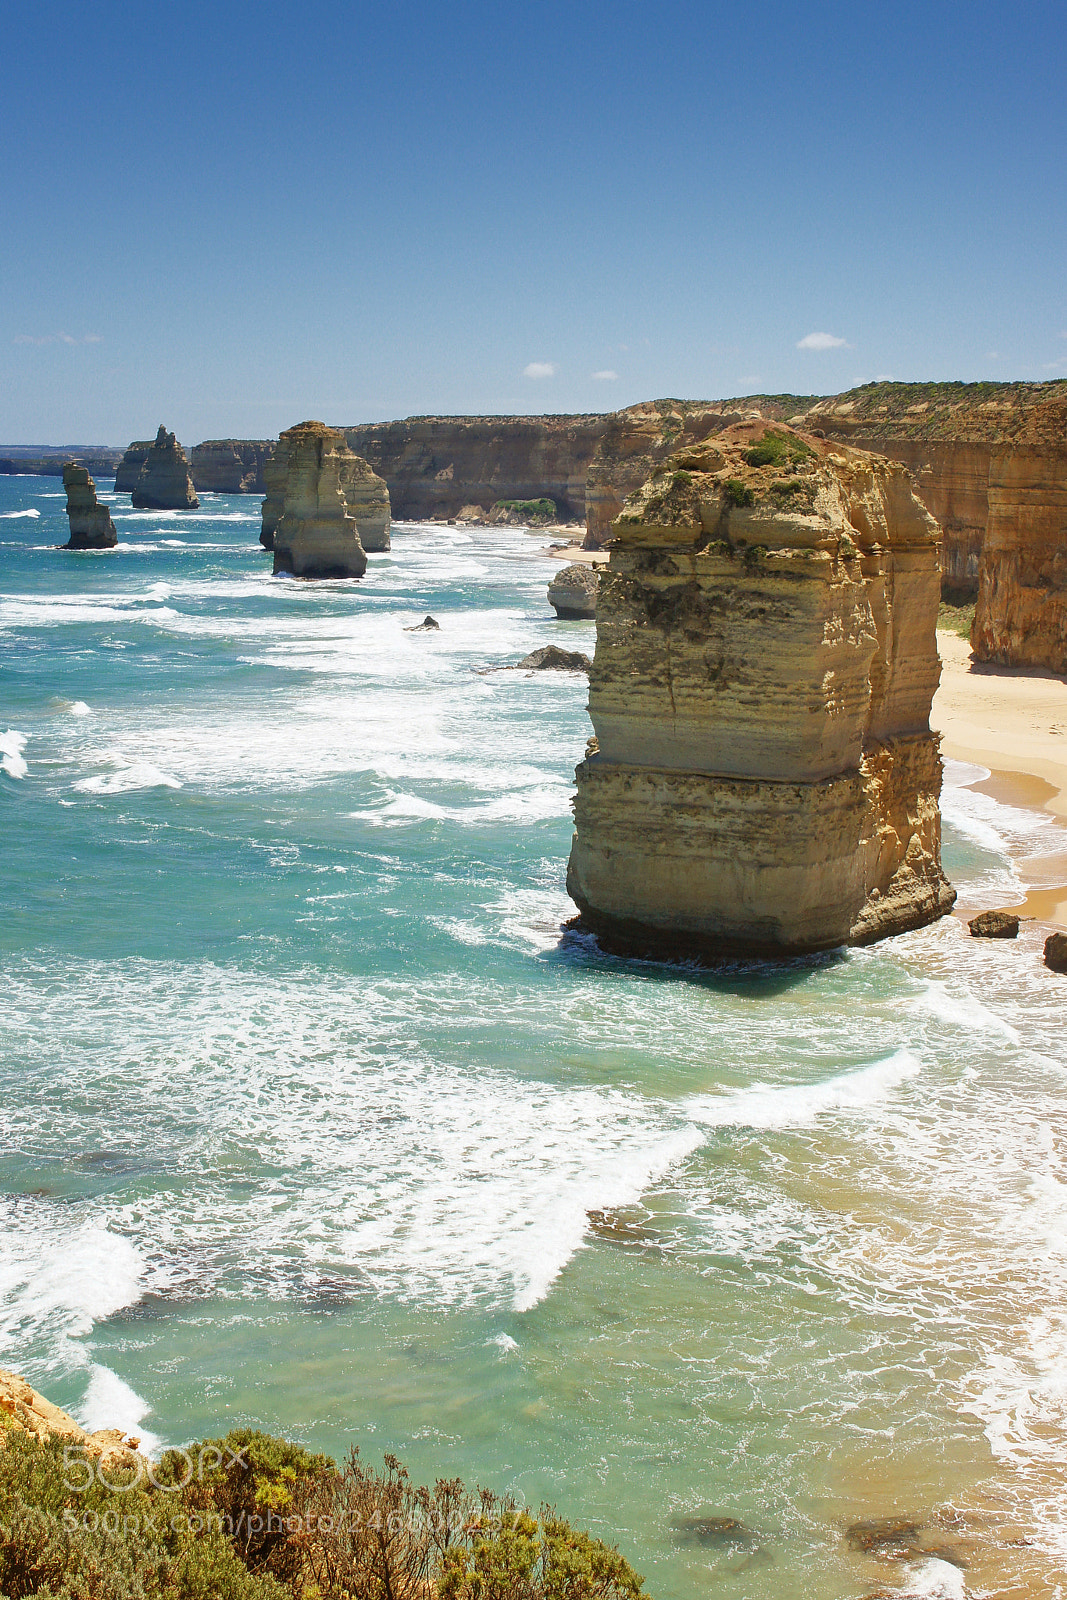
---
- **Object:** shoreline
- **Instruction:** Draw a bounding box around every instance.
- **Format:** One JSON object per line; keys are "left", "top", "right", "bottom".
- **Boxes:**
{"left": 934, "top": 629, "right": 1067, "bottom": 928}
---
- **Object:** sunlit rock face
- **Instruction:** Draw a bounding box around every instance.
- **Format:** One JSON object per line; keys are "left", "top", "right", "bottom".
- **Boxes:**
{"left": 62, "top": 462, "right": 117, "bottom": 549}
{"left": 114, "top": 440, "right": 153, "bottom": 494}
{"left": 131, "top": 426, "right": 199, "bottom": 510}
{"left": 271, "top": 421, "right": 368, "bottom": 580}
{"left": 261, "top": 427, "right": 390, "bottom": 554}
{"left": 189, "top": 440, "right": 272, "bottom": 494}
{"left": 566, "top": 423, "right": 955, "bottom": 958}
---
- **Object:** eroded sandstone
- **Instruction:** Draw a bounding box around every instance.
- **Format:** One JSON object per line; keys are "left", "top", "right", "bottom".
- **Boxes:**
{"left": 62, "top": 461, "right": 117, "bottom": 548}
{"left": 0, "top": 1368, "right": 142, "bottom": 1468}
{"left": 262, "top": 426, "right": 390, "bottom": 554}
{"left": 131, "top": 425, "right": 199, "bottom": 510}
{"left": 271, "top": 421, "right": 367, "bottom": 579}
{"left": 115, "top": 439, "right": 153, "bottom": 493}
{"left": 567, "top": 424, "right": 955, "bottom": 957}
{"left": 189, "top": 438, "right": 272, "bottom": 494}
{"left": 548, "top": 563, "right": 599, "bottom": 618}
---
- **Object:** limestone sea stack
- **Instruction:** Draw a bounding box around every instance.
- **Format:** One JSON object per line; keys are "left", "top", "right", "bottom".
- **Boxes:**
{"left": 271, "top": 421, "right": 368, "bottom": 579}
{"left": 548, "top": 563, "right": 599, "bottom": 618}
{"left": 62, "top": 462, "right": 117, "bottom": 548}
{"left": 131, "top": 425, "right": 199, "bottom": 510}
{"left": 262, "top": 425, "right": 390, "bottom": 553}
{"left": 566, "top": 424, "right": 956, "bottom": 958}
{"left": 114, "top": 439, "right": 153, "bottom": 493}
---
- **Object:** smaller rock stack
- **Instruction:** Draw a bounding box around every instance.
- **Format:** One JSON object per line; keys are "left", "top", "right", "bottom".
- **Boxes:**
{"left": 62, "top": 462, "right": 117, "bottom": 548}
{"left": 114, "top": 439, "right": 153, "bottom": 493}
{"left": 548, "top": 563, "right": 599, "bottom": 618}
{"left": 131, "top": 426, "right": 199, "bottom": 510}
{"left": 272, "top": 421, "right": 368, "bottom": 579}
{"left": 262, "top": 426, "right": 390, "bottom": 553}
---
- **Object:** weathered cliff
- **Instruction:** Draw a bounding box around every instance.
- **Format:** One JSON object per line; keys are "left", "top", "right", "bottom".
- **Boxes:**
{"left": 1, "top": 1368, "right": 142, "bottom": 1466}
{"left": 272, "top": 421, "right": 367, "bottom": 579}
{"left": 0, "top": 447, "right": 121, "bottom": 479}
{"left": 566, "top": 424, "right": 955, "bottom": 957}
{"left": 62, "top": 461, "right": 117, "bottom": 548}
{"left": 583, "top": 397, "right": 819, "bottom": 551}
{"left": 342, "top": 414, "right": 609, "bottom": 523}
{"left": 189, "top": 438, "right": 272, "bottom": 494}
{"left": 115, "top": 439, "right": 153, "bottom": 492}
{"left": 130, "top": 425, "right": 199, "bottom": 510}
{"left": 262, "top": 426, "right": 390, "bottom": 553}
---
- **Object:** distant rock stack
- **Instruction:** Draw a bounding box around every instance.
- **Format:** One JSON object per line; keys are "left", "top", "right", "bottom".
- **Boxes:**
{"left": 131, "top": 426, "right": 199, "bottom": 510}
{"left": 62, "top": 462, "right": 117, "bottom": 548}
{"left": 566, "top": 423, "right": 956, "bottom": 958}
{"left": 272, "top": 421, "right": 368, "bottom": 579}
{"left": 262, "top": 424, "right": 390, "bottom": 554}
{"left": 548, "top": 563, "right": 599, "bottom": 618}
{"left": 115, "top": 440, "right": 153, "bottom": 493}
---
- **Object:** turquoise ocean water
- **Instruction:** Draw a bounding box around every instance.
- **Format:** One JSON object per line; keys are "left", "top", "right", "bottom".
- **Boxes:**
{"left": 2, "top": 476, "right": 1066, "bottom": 1599}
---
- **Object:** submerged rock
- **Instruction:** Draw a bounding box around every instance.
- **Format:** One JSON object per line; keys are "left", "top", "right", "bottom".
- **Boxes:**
{"left": 272, "top": 421, "right": 367, "bottom": 580}
{"left": 567, "top": 424, "right": 956, "bottom": 959}
{"left": 131, "top": 425, "right": 199, "bottom": 510}
{"left": 548, "top": 563, "right": 598, "bottom": 618}
{"left": 405, "top": 615, "right": 440, "bottom": 632}
{"left": 1044, "top": 932, "right": 1067, "bottom": 972}
{"left": 62, "top": 462, "right": 116, "bottom": 548}
{"left": 968, "top": 909, "right": 1020, "bottom": 938}
{"left": 262, "top": 425, "right": 390, "bottom": 552}
{"left": 671, "top": 1515, "right": 753, "bottom": 1548}
{"left": 517, "top": 646, "right": 592, "bottom": 672}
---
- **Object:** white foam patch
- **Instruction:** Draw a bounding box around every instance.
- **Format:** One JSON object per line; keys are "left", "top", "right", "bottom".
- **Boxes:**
{"left": 0, "top": 1208, "right": 146, "bottom": 1353}
{"left": 1, "top": 729, "right": 28, "bottom": 778}
{"left": 80, "top": 1365, "right": 164, "bottom": 1458}
{"left": 893, "top": 1560, "right": 966, "bottom": 1600}
{"left": 684, "top": 1050, "right": 921, "bottom": 1129}
{"left": 0, "top": 508, "right": 40, "bottom": 518}
{"left": 906, "top": 980, "right": 1020, "bottom": 1043}
{"left": 75, "top": 754, "right": 183, "bottom": 793}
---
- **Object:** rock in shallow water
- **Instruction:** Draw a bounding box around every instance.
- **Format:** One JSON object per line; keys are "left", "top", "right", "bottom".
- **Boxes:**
{"left": 62, "top": 462, "right": 116, "bottom": 548}
{"left": 968, "top": 909, "right": 1020, "bottom": 937}
{"left": 1044, "top": 931, "right": 1067, "bottom": 972}
{"left": 131, "top": 425, "right": 199, "bottom": 510}
{"left": 548, "top": 562, "right": 599, "bottom": 618}
{"left": 517, "top": 646, "right": 592, "bottom": 672}
{"left": 404, "top": 615, "right": 440, "bottom": 632}
{"left": 271, "top": 421, "right": 367, "bottom": 580}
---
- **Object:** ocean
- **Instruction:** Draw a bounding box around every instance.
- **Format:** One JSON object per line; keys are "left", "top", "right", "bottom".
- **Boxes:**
{"left": 2, "top": 475, "right": 1065, "bottom": 1600}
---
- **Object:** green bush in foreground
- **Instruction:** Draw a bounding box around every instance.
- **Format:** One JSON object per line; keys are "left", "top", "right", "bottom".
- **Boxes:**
{"left": 0, "top": 1428, "right": 648, "bottom": 1600}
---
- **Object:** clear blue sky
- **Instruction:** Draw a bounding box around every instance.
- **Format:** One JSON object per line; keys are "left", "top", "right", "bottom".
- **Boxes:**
{"left": 2, "top": 0, "right": 1065, "bottom": 445}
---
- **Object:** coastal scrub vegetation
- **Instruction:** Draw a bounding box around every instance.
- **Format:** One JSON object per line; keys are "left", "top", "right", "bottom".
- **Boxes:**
{"left": 938, "top": 600, "right": 976, "bottom": 638}
{"left": 492, "top": 498, "right": 559, "bottom": 524}
{"left": 742, "top": 431, "right": 814, "bottom": 470}
{"left": 0, "top": 1427, "right": 648, "bottom": 1600}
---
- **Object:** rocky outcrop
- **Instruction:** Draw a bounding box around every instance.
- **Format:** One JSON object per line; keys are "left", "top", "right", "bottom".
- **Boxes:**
{"left": 115, "top": 439, "right": 153, "bottom": 492}
{"left": 62, "top": 462, "right": 117, "bottom": 548}
{"left": 0, "top": 448, "right": 121, "bottom": 479}
{"left": 189, "top": 439, "right": 272, "bottom": 494}
{"left": 272, "top": 421, "right": 367, "bottom": 579}
{"left": 130, "top": 426, "right": 199, "bottom": 510}
{"left": 262, "top": 428, "right": 390, "bottom": 553}
{"left": 583, "top": 397, "right": 818, "bottom": 551}
{"left": 969, "top": 909, "right": 1020, "bottom": 938}
{"left": 1045, "top": 932, "right": 1067, "bottom": 972}
{"left": 0, "top": 1368, "right": 142, "bottom": 1466}
{"left": 566, "top": 424, "right": 955, "bottom": 958}
{"left": 548, "top": 563, "right": 598, "bottom": 618}
{"left": 342, "top": 415, "right": 610, "bottom": 523}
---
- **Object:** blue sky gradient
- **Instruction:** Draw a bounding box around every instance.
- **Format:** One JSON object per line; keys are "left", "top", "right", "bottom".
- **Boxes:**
{"left": 2, "top": 0, "right": 1065, "bottom": 443}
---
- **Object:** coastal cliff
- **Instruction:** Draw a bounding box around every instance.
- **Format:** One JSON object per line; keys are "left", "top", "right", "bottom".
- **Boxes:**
{"left": 62, "top": 462, "right": 116, "bottom": 548}
{"left": 189, "top": 438, "right": 272, "bottom": 493}
{"left": 567, "top": 424, "right": 955, "bottom": 957}
{"left": 130, "top": 426, "right": 199, "bottom": 510}
{"left": 271, "top": 421, "right": 368, "bottom": 579}
{"left": 343, "top": 414, "right": 608, "bottom": 522}
{"left": 262, "top": 426, "right": 390, "bottom": 553}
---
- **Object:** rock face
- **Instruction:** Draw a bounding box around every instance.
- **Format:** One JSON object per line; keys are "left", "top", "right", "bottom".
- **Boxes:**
{"left": 343, "top": 415, "right": 609, "bottom": 523}
{"left": 548, "top": 563, "right": 599, "bottom": 618}
{"left": 566, "top": 424, "right": 956, "bottom": 958}
{"left": 131, "top": 425, "right": 199, "bottom": 510}
{"left": 189, "top": 439, "right": 272, "bottom": 493}
{"left": 62, "top": 462, "right": 117, "bottom": 548}
{"left": 262, "top": 427, "right": 390, "bottom": 553}
{"left": 968, "top": 909, "right": 1020, "bottom": 938}
{"left": 272, "top": 421, "right": 367, "bottom": 579}
{"left": 115, "top": 439, "right": 153, "bottom": 493}
{"left": 1045, "top": 932, "right": 1067, "bottom": 973}
{"left": 0, "top": 1367, "right": 142, "bottom": 1466}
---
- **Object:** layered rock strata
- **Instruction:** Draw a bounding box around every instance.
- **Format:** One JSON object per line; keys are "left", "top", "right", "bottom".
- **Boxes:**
{"left": 262, "top": 427, "right": 390, "bottom": 553}
{"left": 548, "top": 563, "right": 599, "bottom": 618}
{"left": 271, "top": 421, "right": 367, "bottom": 579}
{"left": 1, "top": 1368, "right": 142, "bottom": 1467}
{"left": 189, "top": 438, "right": 272, "bottom": 493}
{"left": 131, "top": 425, "right": 199, "bottom": 509}
{"left": 567, "top": 424, "right": 955, "bottom": 957}
{"left": 62, "top": 462, "right": 117, "bottom": 548}
{"left": 114, "top": 439, "right": 153, "bottom": 492}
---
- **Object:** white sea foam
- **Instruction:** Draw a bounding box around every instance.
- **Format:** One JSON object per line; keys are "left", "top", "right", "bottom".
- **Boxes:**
{"left": 75, "top": 754, "right": 183, "bottom": 793}
{"left": 905, "top": 979, "right": 1020, "bottom": 1043}
{"left": 0, "top": 729, "right": 28, "bottom": 778}
{"left": 0, "top": 508, "right": 41, "bottom": 518}
{"left": 683, "top": 1049, "right": 921, "bottom": 1130}
{"left": 81, "top": 1365, "right": 164, "bottom": 1457}
{"left": 892, "top": 1559, "right": 966, "bottom": 1600}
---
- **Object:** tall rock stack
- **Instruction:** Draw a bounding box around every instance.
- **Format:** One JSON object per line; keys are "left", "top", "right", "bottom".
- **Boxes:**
{"left": 262, "top": 425, "right": 390, "bottom": 554}
{"left": 62, "top": 462, "right": 117, "bottom": 549}
{"left": 566, "top": 424, "right": 955, "bottom": 958}
{"left": 271, "top": 421, "right": 368, "bottom": 579}
{"left": 131, "top": 426, "right": 199, "bottom": 510}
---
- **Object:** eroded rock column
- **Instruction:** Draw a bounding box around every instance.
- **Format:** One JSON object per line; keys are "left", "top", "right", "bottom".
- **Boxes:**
{"left": 131, "top": 426, "right": 199, "bottom": 510}
{"left": 62, "top": 462, "right": 117, "bottom": 548}
{"left": 566, "top": 424, "right": 955, "bottom": 957}
{"left": 271, "top": 421, "right": 368, "bottom": 579}
{"left": 262, "top": 425, "right": 390, "bottom": 554}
